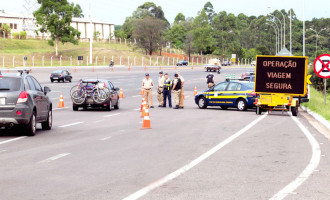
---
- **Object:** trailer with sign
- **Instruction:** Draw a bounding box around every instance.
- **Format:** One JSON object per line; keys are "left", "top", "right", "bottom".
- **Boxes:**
{"left": 254, "top": 56, "right": 308, "bottom": 116}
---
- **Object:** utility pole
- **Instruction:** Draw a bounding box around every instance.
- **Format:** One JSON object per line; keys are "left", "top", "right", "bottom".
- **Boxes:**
{"left": 290, "top": 9, "right": 292, "bottom": 54}
{"left": 89, "top": 0, "right": 93, "bottom": 64}
{"left": 278, "top": 10, "right": 286, "bottom": 47}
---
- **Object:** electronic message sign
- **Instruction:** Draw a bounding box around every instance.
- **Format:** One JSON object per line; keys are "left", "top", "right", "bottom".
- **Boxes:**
{"left": 255, "top": 56, "right": 308, "bottom": 95}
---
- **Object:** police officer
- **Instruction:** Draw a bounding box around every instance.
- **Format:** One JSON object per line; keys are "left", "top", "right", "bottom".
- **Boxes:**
{"left": 157, "top": 71, "right": 165, "bottom": 107}
{"left": 162, "top": 73, "right": 172, "bottom": 108}
{"left": 206, "top": 73, "right": 214, "bottom": 88}
{"left": 172, "top": 73, "right": 182, "bottom": 109}
{"left": 177, "top": 72, "right": 184, "bottom": 109}
{"left": 142, "top": 73, "right": 154, "bottom": 108}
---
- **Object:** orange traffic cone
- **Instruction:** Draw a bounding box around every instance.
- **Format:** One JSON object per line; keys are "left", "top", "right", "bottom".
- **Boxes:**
{"left": 182, "top": 90, "right": 185, "bottom": 100}
{"left": 194, "top": 86, "right": 197, "bottom": 96}
{"left": 29, "top": 66, "right": 32, "bottom": 73}
{"left": 160, "top": 65, "right": 162, "bottom": 70}
{"left": 140, "top": 97, "right": 145, "bottom": 112}
{"left": 141, "top": 108, "right": 151, "bottom": 129}
{"left": 111, "top": 66, "right": 114, "bottom": 72}
{"left": 144, "top": 65, "right": 146, "bottom": 71}
{"left": 58, "top": 93, "right": 64, "bottom": 108}
{"left": 128, "top": 65, "right": 131, "bottom": 71}
{"left": 74, "top": 66, "right": 77, "bottom": 72}
{"left": 140, "top": 99, "right": 148, "bottom": 117}
{"left": 119, "top": 87, "right": 124, "bottom": 98}
{"left": 92, "top": 66, "right": 94, "bottom": 72}
{"left": 7, "top": 68, "right": 9, "bottom": 72}
{"left": 140, "top": 87, "right": 144, "bottom": 95}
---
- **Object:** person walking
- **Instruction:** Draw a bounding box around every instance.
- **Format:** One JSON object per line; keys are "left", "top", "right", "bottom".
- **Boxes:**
{"left": 206, "top": 73, "right": 215, "bottom": 88}
{"left": 177, "top": 72, "right": 184, "bottom": 109}
{"left": 172, "top": 73, "right": 182, "bottom": 109}
{"left": 162, "top": 73, "right": 172, "bottom": 108}
{"left": 157, "top": 71, "right": 165, "bottom": 107}
{"left": 142, "top": 73, "right": 154, "bottom": 108}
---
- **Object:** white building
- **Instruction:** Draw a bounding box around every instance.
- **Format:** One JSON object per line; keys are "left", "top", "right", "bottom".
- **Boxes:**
{"left": 0, "top": 13, "right": 115, "bottom": 40}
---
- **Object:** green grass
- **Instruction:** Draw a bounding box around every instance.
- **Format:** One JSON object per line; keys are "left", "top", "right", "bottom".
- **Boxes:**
{"left": 302, "top": 87, "right": 330, "bottom": 121}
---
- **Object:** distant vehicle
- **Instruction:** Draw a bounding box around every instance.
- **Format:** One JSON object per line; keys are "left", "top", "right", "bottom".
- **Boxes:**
{"left": 0, "top": 70, "right": 52, "bottom": 136}
{"left": 71, "top": 79, "right": 120, "bottom": 111}
{"left": 195, "top": 80, "right": 256, "bottom": 111}
{"left": 50, "top": 70, "right": 72, "bottom": 83}
{"left": 251, "top": 61, "right": 256, "bottom": 66}
{"left": 222, "top": 61, "right": 231, "bottom": 66}
{"left": 241, "top": 70, "right": 255, "bottom": 79}
{"left": 241, "top": 75, "right": 255, "bottom": 82}
{"left": 176, "top": 60, "right": 189, "bottom": 66}
{"left": 204, "top": 64, "right": 221, "bottom": 72}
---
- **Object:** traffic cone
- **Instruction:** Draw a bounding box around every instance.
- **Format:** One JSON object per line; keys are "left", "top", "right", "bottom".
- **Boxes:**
{"left": 144, "top": 65, "right": 146, "bottom": 71}
{"left": 194, "top": 86, "right": 197, "bottom": 96}
{"left": 140, "top": 87, "right": 144, "bottom": 95}
{"left": 74, "top": 66, "right": 77, "bottom": 72}
{"left": 58, "top": 93, "right": 64, "bottom": 108}
{"left": 140, "top": 100, "right": 147, "bottom": 117}
{"left": 111, "top": 66, "right": 114, "bottom": 72}
{"left": 119, "top": 87, "right": 124, "bottom": 98}
{"left": 29, "top": 66, "right": 32, "bottom": 73}
{"left": 92, "top": 66, "right": 94, "bottom": 72}
{"left": 7, "top": 68, "right": 9, "bottom": 72}
{"left": 182, "top": 90, "right": 185, "bottom": 100}
{"left": 160, "top": 65, "right": 162, "bottom": 70}
{"left": 141, "top": 108, "right": 151, "bottom": 129}
{"left": 128, "top": 65, "right": 131, "bottom": 71}
{"left": 140, "top": 97, "right": 145, "bottom": 112}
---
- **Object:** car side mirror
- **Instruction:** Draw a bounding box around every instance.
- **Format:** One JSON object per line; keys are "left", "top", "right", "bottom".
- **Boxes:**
{"left": 44, "top": 86, "right": 51, "bottom": 95}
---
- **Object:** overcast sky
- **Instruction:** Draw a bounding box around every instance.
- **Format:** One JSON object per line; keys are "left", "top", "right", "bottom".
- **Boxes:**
{"left": 2, "top": 0, "right": 329, "bottom": 25}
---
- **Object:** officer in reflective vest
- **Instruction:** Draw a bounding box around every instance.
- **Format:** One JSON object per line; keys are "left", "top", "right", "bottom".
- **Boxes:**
{"left": 162, "top": 73, "right": 172, "bottom": 108}
{"left": 172, "top": 73, "right": 182, "bottom": 109}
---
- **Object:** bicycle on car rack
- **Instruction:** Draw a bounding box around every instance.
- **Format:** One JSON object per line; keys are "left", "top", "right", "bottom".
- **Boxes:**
{"left": 70, "top": 80, "right": 110, "bottom": 105}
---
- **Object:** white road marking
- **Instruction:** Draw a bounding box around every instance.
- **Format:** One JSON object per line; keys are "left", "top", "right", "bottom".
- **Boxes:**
{"left": 99, "top": 136, "right": 113, "bottom": 141}
{"left": 185, "top": 96, "right": 190, "bottom": 98}
{"left": 53, "top": 107, "right": 69, "bottom": 110}
{"left": 59, "top": 121, "right": 84, "bottom": 128}
{"left": 122, "top": 114, "right": 267, "bottom": 200}
{"left": 104, "top": 113, "right": 121, "bottom": 118}
{"left": 93, "top": 119, "right": 105, "bottom": 123}
{"left": 0, "top": 150, "right": 7, "bottom": 153}
{"left": 132, "top": 95, "right": 140, "bottom": 98}
{"left": 38, "top": 153, "right": 70, "bottom": 163}
{"left": 269, "top": 114, "right": 321, "bottom": 200}
{"left": 0, "top": 136, "right": 27, "bottom": 145}
{"left": 134, "top": 108, "right": 140, "bottom": 111}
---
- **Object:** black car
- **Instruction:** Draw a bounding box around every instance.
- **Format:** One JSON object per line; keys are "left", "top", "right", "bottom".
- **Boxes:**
{"left": 50, "top": 70, "right": 72, "bottom": 82}
{"left": 176, "top": 60, "right": 189, "bottom": 66}
{"left": 71, "top": 79, "right": 120, "bottom": 111}
{"left": 222, "top": 61, "right": 231, "bottom": 66}
{"left": 0, "top": 70, "right": 52, "bottom": 136}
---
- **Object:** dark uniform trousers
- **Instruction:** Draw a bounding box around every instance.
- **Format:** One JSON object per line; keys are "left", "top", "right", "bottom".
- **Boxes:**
{"left": 163, "top": 89, "right": 172, "bottom": 107}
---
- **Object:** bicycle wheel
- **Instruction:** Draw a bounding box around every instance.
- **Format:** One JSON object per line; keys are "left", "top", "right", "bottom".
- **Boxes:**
{"left": 92, "top": 89, "right": 108, "bottom": 103}
{"left": 71, "top": 90, "right": 86, "bottom": 105}
{"left": 70, "top": 85, "right": 80, "bottom": 96}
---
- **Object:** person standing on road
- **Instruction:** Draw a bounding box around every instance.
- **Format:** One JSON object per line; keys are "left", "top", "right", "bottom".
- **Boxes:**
{"left": 172, "top": 73, "right": 182, "bottom": 109}
{"left": 157, "top": 71, "right": 165, "bottom": 107}
{"left": 177, "top": 72, "right": 184, "bottom": 109}
{"left": 206, "top": 73, "right": 215, "bottom": 88}
{"left": 162, "top": 73, "right": 172, "bottom": 108}
{"left": 142, "top": 73, "right": 154, "bottom": 108}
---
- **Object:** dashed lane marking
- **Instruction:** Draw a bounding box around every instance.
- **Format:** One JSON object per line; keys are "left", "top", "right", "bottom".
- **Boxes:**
{"left": 0, "top": 136, "right": 27, "bottom": 145}
{"left": 0, "top": 150, "right": 7, "bottom": 153}
{"left": 269, "top": 113, "right": 321, "bottom": 200}
{"left": 122, "top": 114, "right": 267, "bottom": 200}
{"left": 53, "top": 107, "right": 69, "bottom": 111}
{"left": 99, "top": 136, "right": 113, "bottom": 141}
{"left": 104, "top": 113, "right": 121, "bottom": 118}
{"left": 59, "top": 122, "right": 84, "bottom": 128}
{"left": 132, "top": 95, "right": 140, "bottom": 98}
{"left": 38, "top": 153, "right": 70, "bottom": 163}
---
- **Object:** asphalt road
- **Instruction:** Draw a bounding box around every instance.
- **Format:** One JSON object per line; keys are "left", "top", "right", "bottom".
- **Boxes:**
{"left": 0, "top": 66, "right": 329, "bottom": 200}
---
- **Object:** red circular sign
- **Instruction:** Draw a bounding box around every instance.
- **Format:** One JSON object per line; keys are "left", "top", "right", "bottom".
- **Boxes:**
{"left": 313, "top": 54, "right": 330, "bottom": 79}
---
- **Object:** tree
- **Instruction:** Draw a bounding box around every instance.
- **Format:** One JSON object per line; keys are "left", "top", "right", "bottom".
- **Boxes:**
{"left": 73, "top": 4, "right": 84, "bottom": 18}
{"left": 33, "top": 0, "right": 81, "bottom": 56}
{"left": 184, "top": 32, "right": 194, "bottom": 61}
{"left": 133, "top": 17, "right": 166, "bottom": 55}
{"left": 203, "top": 1, "right": 215, "bottom": 23}
{"left": 0, "top": 23, "right": 11, "bottom": 38}
{"left": 174, "top": 13, "right": 185, "bottom": 24}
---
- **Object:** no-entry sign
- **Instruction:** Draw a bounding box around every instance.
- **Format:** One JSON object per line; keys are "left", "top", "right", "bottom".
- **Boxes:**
{"left": 255, "top": 56, "right": 308, "bottom": 95}
{"left": 313, "top": 54, "right": 330, "bottom": 79}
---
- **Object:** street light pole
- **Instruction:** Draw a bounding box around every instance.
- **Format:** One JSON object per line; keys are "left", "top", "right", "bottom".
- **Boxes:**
{"left": 89, "top": 0, "right": 93, "bottom": 65}
{"left": 266, "top": 23, "right": 278, "bottom": 54}
{"left": 277, "top": 10, "right": 286, "bottom": 48}
{"left": 269, "top": 14, "right": 283, "bottom": 49}
{"left": 267, "top": 20, "right": 280, "bottom": 53}
{"left": 309, "top": 28, "right": 326, "bottom": 58}
{"left": 290, "top": 9, "right": 292, "bottom": 54}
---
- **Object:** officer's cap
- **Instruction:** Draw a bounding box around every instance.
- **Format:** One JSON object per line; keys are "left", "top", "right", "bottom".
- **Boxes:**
{"left": 145, "top": 73, "right": 149, "bottom": 76}
{"left": 159, "top": 71, "right": 163, "bottom": 74}
{"left": 174, "top": 73, "right": 178, "bottom": 77}
{"left": 165, "top": 73, "right": 168, "bottom": 75}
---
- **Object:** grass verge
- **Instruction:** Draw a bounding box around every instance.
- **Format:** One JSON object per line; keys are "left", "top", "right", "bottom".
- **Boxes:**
{"left": 302, "top": 87, "right": 330, "bottom": 121}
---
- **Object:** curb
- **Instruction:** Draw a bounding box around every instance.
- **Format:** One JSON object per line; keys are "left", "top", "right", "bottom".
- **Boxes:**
{"left": 301, "top": 106, "right": 330, "bottom": 131}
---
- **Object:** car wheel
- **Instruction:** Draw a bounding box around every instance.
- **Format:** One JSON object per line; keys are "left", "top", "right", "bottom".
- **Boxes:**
{"left": 73, "top": 105, "right": 79, "bottom": 111}
{"left": 292, "top": 107, "right": 298, "bottom": 116}
{"left": 51, "top": 79, "right": 54, "bottom": 83}
{"left": 236, "top": 99, "right": 247, "bottom": 111}
{"left": 106, "top": 100, "right": 112, "bottom": 111}
{"left": 57, "top": 80, "right": 60, "bottom": 82}
{"left": 69, "top": 78, "right": 72, "bottom": 82}
{"left": 41, "top": 109, "right": 52, "bottom": 130}
{"left": 220, "top": 106, "right": 228, "bottom": 110}
{"left": 198, "top": 97, "right": 207, "bottom": 109}
{"left": 114, "top": 99, "right": 119, "bottom": 109}
{"left": 26, "top": 111, "right": 36, "bottom": 136}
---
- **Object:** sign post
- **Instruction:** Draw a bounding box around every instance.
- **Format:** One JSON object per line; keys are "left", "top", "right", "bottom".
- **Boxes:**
{"left": 313, "top": 54, "right": 330, "bottom": 105}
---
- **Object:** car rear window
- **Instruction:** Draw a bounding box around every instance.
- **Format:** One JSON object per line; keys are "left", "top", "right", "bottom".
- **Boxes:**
{"left": 0, "top": 77, "right": 21, "bottom": 91}
{"left": 246, "top": 83, "right": 255, "bottom": 90}
{"left": 53, "top": 70, "right": 62, "bottom": 73}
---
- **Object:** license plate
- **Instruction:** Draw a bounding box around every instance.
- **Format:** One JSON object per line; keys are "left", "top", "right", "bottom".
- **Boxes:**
{"left": 0, "top": 98, "right": 5, "bottom": 105}
{"left": 53, "top": 77, "right": 58, "bottom": 79}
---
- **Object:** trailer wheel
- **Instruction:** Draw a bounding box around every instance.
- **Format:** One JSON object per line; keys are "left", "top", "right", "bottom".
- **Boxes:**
{"left": 256, "top": 106, "right": 263, "bottom": 115}
{"left": 292, "top": 107, "right": 298, "bottom": 116}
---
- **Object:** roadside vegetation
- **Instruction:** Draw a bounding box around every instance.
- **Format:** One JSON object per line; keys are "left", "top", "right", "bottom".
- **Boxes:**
{"left": 302, "top": 87, "right": 330, "bottom": 121}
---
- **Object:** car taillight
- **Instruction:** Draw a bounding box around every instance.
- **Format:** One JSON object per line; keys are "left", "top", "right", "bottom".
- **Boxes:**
{"left": 50, "top": 74, "right": 52, "bottom": 77}
{"left": 104, "top": 83, "right": 106, "bottom": 88}
{"left": 17, "top": 91, "right": 28, "bottom": 104}
{"left": 250, "top": 91, "right": 256, "bottom": 95}
{"left": 17, "top": 111, "right": 22, "bottom": 115}
{"left": 60, "top": 74, "right": 62, "bottom": 77}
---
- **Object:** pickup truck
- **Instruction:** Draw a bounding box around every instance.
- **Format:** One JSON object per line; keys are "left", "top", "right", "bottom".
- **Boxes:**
{"left": 204, "top": 64, "right": 221, "bottom": 72}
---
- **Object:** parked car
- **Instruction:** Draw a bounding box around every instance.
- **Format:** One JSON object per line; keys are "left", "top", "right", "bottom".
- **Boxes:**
{"left": 195, "top": 80, "right": 256, "bottom": 111}
{"left": 71, "top": 79, "right": 119, "bottom": 111}
{"left": 204, "top": 64, "right": 221, "bottom": 72}
{"left": 176, "top": 60, "right": 189, "bottom": 66}
{"left": 50, "top": 70, "right": 72, "bottom": 82}
{"left": 222, "top": 61, "right": 231, "bottom": 66}
{"left": 251, "top": 61, "right": 256, "bottom": 66}
{"left": 0, "top": 70, "right": 52, "bottom": 136}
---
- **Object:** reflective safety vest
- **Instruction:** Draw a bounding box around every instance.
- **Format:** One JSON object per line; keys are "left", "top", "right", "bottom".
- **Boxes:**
{"left": 164, "top": 79, "right": 172, "bottom": 91}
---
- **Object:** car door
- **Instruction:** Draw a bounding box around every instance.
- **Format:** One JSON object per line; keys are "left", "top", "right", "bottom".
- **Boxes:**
{"left": 26, "top": 77, "right": 42, "bottom": 120}
{"left": 64, "top": 70, "right": 71, "bottom": 81}
{"left": 225, "top": 82, "right": 241, "bottom": 106}
{"left": 107, "top": 81, "right": 117, "bottom": 105}
{"left": 31, "top": 77, "right": 48, "bottom": 120}
{"left": 207, "top": 82, "right": 228, "bottom": 106}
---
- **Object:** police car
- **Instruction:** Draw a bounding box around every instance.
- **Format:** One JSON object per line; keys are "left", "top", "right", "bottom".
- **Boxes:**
{"left": 195, "top": 80, "right": 256, "bottom": 111}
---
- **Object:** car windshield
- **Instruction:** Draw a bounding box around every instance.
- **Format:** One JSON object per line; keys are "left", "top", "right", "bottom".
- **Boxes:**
{"left": 245, "top": 83, "right": 255, "bottom": 90}
{"left": 0, "top": 77, "right": 21, "bottom": 91}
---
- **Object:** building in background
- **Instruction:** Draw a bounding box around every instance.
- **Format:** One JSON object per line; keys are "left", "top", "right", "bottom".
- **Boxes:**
{"left": 0, "top": 12, "right": 115, "bottom": 41}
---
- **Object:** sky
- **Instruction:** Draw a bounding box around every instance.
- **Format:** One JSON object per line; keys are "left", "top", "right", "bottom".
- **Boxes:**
{"left": 1, "top": 0, "right": 329, "bottom": 25}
